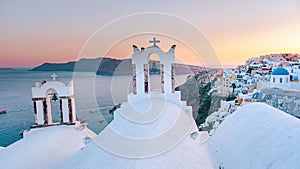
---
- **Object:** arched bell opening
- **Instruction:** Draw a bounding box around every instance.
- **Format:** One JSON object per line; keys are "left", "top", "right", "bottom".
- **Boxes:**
{"left": 46, "top": 88, "right": 63, "bottom": 124}
{"left": 145, "top": 53, "right": 164, "bottom": 93}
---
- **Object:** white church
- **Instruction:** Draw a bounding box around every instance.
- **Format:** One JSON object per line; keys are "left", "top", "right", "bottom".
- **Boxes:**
{"left": 60, "top": 38, "right": 213, "bottom": 168}
{"left": 263, "top": 67, "right": 300, "bottom": 91}
{"left": 269, "top": 67, "right": 290, "bottom": 89}
{"left": 0, "top": 38, "right": 299, "bottom": 169}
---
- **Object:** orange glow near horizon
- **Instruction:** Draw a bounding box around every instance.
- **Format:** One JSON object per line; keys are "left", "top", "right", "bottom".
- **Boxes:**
{"left": 1, "top": 1, "right": 300, "bottom": 68}
{"left": 1, "top": 22, "right": 300, "bottom": 68}
{"left": 1, "top": 18, "right": 300, "bottom": 68}
{"left": 1, "top": 29, "right": 299, "bottom": 68}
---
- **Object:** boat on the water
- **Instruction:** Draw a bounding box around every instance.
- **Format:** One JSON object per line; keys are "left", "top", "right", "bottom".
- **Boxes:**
{"left": 90, "top": 107, "right": 95, "bottom": 113}
{"left": 0, "top": 109, "right": 6, "bottom": 114}
{"left": 0, "top": 104, "right": 6, "bottom": 114}
{"left": 99, "top": 118, "right": 104, "bottom": 123}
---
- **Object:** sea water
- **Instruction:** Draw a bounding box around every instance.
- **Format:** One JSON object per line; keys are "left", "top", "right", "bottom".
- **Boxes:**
{"left": 0, "top": 69, "right": 188, "bottom": 147}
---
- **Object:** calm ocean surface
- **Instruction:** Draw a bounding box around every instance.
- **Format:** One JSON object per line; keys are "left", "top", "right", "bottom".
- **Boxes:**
{"left": 0, "top": 69, "right": 188, "bottom": 147}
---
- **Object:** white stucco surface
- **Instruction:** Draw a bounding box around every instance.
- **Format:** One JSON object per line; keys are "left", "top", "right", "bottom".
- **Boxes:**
{"left": 207, "top": 103, "right": 300, "bottom": 169}
{"left": 0, "top": 125, "right": 96, "bottom": 169}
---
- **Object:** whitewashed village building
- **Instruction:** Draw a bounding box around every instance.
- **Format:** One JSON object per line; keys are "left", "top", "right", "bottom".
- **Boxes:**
{"left": 263, "top": 67, "right": 300, "bottom": 91}
{"left": 269, "top": 67, "right": 290, "bottom": 89}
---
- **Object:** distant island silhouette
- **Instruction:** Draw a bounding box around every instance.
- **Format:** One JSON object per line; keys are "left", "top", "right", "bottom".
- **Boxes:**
{"left": 31, "top": 57, "right": 209, "bottom": 75}
{"left": 0, "top": 68, "right": 15, "bottom": 70}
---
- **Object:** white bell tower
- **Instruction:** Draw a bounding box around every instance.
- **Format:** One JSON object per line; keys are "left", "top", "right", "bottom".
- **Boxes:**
{"left": 131, "top": 37, "right": 176, "bottom": 96}
{"left": 31, "top": 73, "right": 76, "bottom": 127}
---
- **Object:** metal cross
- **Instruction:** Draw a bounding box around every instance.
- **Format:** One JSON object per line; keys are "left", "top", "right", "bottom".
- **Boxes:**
{"left": 149, "top": 37, "right": 160, "bottom": 46}
{"left": 51, "top": 73, "right": 57, "bottom": 81}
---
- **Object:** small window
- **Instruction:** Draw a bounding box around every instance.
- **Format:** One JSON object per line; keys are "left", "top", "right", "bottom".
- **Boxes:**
{"left": 273, "top": 78, "right": 275, "bottom": 83}
{"left": 286, "top": 77, "right": 288, "bottom": 83}
{"left": 280, "top": 78, "right": 282, "bottom": 83}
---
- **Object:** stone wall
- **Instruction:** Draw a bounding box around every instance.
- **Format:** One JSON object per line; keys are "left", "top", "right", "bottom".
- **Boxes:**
{"left": 259, "top": 89, "right": 300, "bottom": 118}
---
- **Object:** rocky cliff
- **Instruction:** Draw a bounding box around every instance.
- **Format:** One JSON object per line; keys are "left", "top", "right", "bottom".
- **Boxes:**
{"left": 176, "top": 70, "right": 218, "bottom": 126}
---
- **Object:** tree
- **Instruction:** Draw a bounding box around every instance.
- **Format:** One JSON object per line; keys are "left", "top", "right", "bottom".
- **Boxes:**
{"left": 231, "top": 83, "right": 236, "bottom": 94}
{"left": 226, "top": 94, "right": 236, "bottom": 101}
{"left": 247, "top": 67, "right": 253, "bottom": 74}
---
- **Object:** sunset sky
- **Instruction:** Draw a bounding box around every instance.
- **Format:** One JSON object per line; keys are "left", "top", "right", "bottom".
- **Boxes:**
{"left": 1, "top": 0, "right": 300, "bottom": 68}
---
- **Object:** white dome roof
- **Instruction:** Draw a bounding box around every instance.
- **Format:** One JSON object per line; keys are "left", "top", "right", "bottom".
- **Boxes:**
{"left": 59, "top": 96, "right": 214, "bottom": 169}
{"left": 0, "top": 125, "right": 96, "bottom": 169}
{"left": 209, "top": 103, "right": 300, "bottom": 169}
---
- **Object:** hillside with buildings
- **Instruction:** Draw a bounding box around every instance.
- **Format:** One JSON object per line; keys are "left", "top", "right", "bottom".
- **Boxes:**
{"left": 208, "top": 53, "right": 300, "bottom": 119}
{"left": 169, "top": 53, "right": 300, "bottom": 133}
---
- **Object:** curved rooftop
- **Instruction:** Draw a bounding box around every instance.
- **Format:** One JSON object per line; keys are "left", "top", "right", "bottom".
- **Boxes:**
{"left": 208, "top": 103, "right": 300, "bottom": 169}
{"left": 59, "top": 95, "right": 214, "bottom": 169}
{"left": 272, "top": 67, "right": 289, "bottom": 75}
{"left": 0, "top": 125, "right": 96, "bottom": 169}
